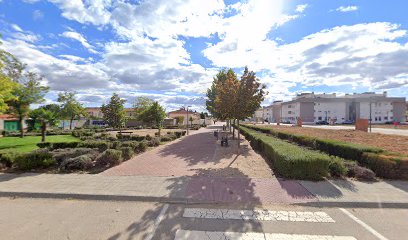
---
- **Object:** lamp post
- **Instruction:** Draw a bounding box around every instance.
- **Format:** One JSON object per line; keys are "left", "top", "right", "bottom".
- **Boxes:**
{"left": 369, "top": 98, "right": 372, "bottom": 132}
{"left": 186, "top": 105, "right": 192, "bottom": 135}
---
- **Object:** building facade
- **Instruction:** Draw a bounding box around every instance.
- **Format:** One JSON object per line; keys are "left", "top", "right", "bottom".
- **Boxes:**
{"left": 257, "top": 92, "right": 406, "bottom": 124}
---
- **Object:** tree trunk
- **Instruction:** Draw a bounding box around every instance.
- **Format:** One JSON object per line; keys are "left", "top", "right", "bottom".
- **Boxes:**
{"left": 158, "top": 127, "right": 161, "bottom": 137}
{"left": 232, "top": 119, "right": 235, "bottom": 139}
{"left": 19, "top": 116, "right": 24, "bottom": 138}
{"left": 41, "top": 121, "right": 46, "bottom": 142}
{"left": 69, "top": 117, "right": 74, "bottom": 130}
{"left": 237, "top": 119, "right": 240, "bottom": 148}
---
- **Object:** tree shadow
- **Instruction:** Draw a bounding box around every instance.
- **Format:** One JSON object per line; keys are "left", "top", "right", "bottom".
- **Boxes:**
{"left": 383, "top": 180, "right": 408, "bottom": 194}
{"left": 107, "top": 167, "right": 264, "bottom": 240}
{"left": 0, "top": 172, "right": 42, "bottom": 182}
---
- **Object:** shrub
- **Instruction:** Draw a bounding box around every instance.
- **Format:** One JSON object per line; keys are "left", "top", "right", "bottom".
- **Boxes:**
{"left": 147, "top": 137, "right": 160, "bottom": 147}
{"left": 78, "top": 140, "right": 110, "bottom": 151}
{"left": 51, "top": 148, "right": 98, "bottom": 164}
{"left": 175, "top": 131, "right": 183, "bottom": 138}
{"left": 129, "top": 135, "right": 146, "bottom": 141}
{"left": 79, "top": 136, "right": 95, "bottom": 141}
{"left": 160, "top": 135, "right": 173, "bottom": 142}
{"left": 60, "top": 154, "right": 94, "bottom": 172}
{"left": 120, "top": 141, "right": 138, "bottom": 148}
{"left": 145, "top": 134, "right": 152, "bottom": 141}
{"left": 97, "top": 149, "right": 122, "bottom": 166}
{"left": 51, "top": 142, "right": 80, "bottom": 150}
{"left": 328, "top": 157, "right": 347, "bottom": 177}
{"left": 111, "top": 141, "right": 122, "bottom": 149}
{"left": 135, "top": 141, "right": 148, "bottom": 153}
{"left": 107, "top": 136, "right": 117, "bottom": 141}
{"left": 344, "top": 161, "right": 376, "bottom": 180}
{"left": 239, "top": 126, "right": 331, "bottom": 180}
{"left": 14, "top": 149, "right": 55, "bottom": 170}
{"left": 116, "top": 133, "right": 131, "bottom": 140}
{"left": 0, "top": 152, "right": 23, "bottom": 168}
{"left": 37, "top": 142, "right": 52, "bottom": 148}
{"left": 360, "top": 153, "right": 403, "bottom": 179}
{"left": 121, "top": 147, "right": 134, "bottom": 160}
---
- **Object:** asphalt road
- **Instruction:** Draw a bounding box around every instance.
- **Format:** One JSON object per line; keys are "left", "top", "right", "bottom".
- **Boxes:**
{"left": 1, "top": 197, "right": 406, "bottom": 240}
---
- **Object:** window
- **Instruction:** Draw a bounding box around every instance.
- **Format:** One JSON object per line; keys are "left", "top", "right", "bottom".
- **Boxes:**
{"left": 384, "top": 117, "right": 388, "bottom": 120}
{"left": 318, "top": 117, "right": 322, "bottom": 120}
{"left": 288, "top": 105, "right": 292, "bottom": 108}
{"left": 288, "top": 111, "right": 292, "bottom": 114}
{"left": 379, "top": 117, "right": 382, "bottom": 121}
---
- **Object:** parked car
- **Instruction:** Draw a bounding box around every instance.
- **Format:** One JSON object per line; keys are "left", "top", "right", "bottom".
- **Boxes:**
{"left": 384, "top": 121, "right": 394, "bottom": 124}
{"left": 315, "top": 120, "right": 329, "bottom": 125}
{"left": 342, "top": 120, "right": 354, "bottom": 125}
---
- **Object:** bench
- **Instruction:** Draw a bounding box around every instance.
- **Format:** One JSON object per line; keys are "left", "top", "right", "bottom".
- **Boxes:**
{"left": 120, "top": 131, "right": 133, "bottom": 135}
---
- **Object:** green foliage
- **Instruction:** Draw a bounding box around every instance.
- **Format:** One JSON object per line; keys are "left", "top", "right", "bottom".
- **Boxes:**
{"left": 243, "top": 124, "right": 408, "bottom": 180}
{"left": 135, "top": 141, "right": 148, "bottom": 153}
{"left": 14, "top": 149, "right": 55, "bottom": 170}
{"left": 37, "top": 142, "right": 52, "bottom": 148}
{"left": 328, "top": 157, "right": 348, "bottom": 177}
{"left": 98, "top": 149, "right": 122, "bottom": 166}
{"left": 7, "top": 71, "right": 49, "bottom": 137}
{"left": 0, "top": 151, "right": 23, "bottom": 167}
{"left": 78, "top": 140, "right": 110, "bottom": 151}
{"left": 133, "top": 96, "right": 154, "bottom": 119}
{"left": 0, "top": 135, "right": 79, "bottom": 153}
{"left": 51, "top": 148, "right": 98, "bottom": 164}
{"left": 147, "top": 137, "right": 160, "bottom": 147}
{"left": 138, "top": 101, "right": 166, "bottom": 135}
{"left": 101, "top": 93, "right": 126, "bottom": 130}
{"left": 175, "top": 116, "right": 185, "bottom": 125}
{"left": 29, "top": 104, "right": 61, "bottom": 142}
{"left": 0, "top": 42, "right": 20, "bottom": 113}
{"left": 120, "top": 147, "right": 134, "bottom": 160}
{"left": 50, "top": 141, "right": 80, "bottom": 150}
{"left": 239, "top": 125, "right": 331, "bottom": 180}
{"left": 57, "top": 91, "right": 86, "bottom": 129}
{"left": 60, "top": 154, "right": 94, "bottom": 172}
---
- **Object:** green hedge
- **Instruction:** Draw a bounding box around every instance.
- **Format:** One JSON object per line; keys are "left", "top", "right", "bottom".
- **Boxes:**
{"left": 242, "top": 124, "right": 408, "bottom": 179}
{"left": 239, "top": 125, "right": 332, "bottom": 180}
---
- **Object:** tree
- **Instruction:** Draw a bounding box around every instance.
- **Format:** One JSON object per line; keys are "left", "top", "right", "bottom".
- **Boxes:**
{"left": 101, "top": 93, "right": 126, "bottom": 133}
{"left": 235, "top": 67, "right": 267, "bottom": 147}
{"left": 8, "top": 72, "right": 49, "bottom": 137}
{"left": 138, "top": 101, "right": 166, "bottom": 136}
{"left": 214, "top": 69, "right": 240, "bottom": 130}
{"left": 206, "top": 69, "right": 231, "bottom": 119}
{"left": 29, "top": 104, "right": 60, "bottom": 142}
{"left": 0, "top": 40, "right": 19, "bottom": 113}
{"left": 57, "top": 91, "right": 86, "bottom": 129}
{"left": 199, "top": 112, "right": 208, "bottom": 119}
{"left": 175, "top": 116, "right": 184, "bottom": 126}
{"left": 189, "top": 116, "right": 193, "bottom": 126}
{"left": 133, "top": 96, "right": 154, "bottom": 119}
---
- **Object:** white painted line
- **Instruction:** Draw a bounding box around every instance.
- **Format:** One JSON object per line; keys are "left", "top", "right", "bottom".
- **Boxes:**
{"left": 144, "top": 204, "right": 169, "bottom": 240}
{"left": 339, "top": 208, "right": 388, "bottom": 240}
{"left": 183, "top": 208, "right": 335, "bottom": 222}
{"left": 174, "top": 230, "right": 357, "bottom": 240}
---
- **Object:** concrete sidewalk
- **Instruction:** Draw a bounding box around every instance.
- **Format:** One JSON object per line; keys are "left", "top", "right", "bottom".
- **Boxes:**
{"left": 1, "top": 173, "right": 408, "bottom": 207}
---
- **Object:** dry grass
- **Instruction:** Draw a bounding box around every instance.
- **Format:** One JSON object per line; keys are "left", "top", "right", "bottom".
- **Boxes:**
{"left": 372, "top": 124, "right": 408, "bottom": 130}
{"left": 257, "top": 125, "right": 408, "bottom": 156}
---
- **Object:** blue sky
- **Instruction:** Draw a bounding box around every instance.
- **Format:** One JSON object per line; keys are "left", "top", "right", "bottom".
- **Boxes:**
{"left": 1, "top": 0, "right": 407, "bottom": 111}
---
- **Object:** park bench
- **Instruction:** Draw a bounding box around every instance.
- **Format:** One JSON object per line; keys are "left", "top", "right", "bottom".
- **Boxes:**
{"left": 120, "top": 131, "right": 133, "bottom": 135}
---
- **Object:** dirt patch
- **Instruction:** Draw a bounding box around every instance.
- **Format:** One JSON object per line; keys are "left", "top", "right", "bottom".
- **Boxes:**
{"left": 256, "top": 125, "right": 408, "bottom": 156}
{"left": 372, "top": 124, "right": 408, "bottom": 130}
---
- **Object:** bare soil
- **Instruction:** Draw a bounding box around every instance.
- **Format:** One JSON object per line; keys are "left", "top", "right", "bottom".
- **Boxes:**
{"left": 107, "top": 128, "right": 186, "bottom": 136}
{"left": 372, "top": 124, "right": 408, "bottom": 130}
{"left": 255, "top": 125, "right": 408, "bottom": 156}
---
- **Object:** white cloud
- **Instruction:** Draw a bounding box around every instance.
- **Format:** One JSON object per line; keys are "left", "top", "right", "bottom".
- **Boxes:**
{"left": 33, "top": 10, "right": 44, "bottom": 20}
{"left": 295, "top": 4, "right": 308, "bottom": 13}
{"left": 61, "top": 31, "right": 97, "bottom": 53}
{"left": 336, "top": 6, "right": 358, "bottom": 12}
{"left": 11, "top": 24, "right": 23, "bottom": 32}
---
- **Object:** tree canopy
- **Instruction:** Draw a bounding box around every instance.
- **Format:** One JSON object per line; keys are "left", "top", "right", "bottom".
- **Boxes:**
{"left": 101, "top": 93, "right": 126, "bottom": 131}
{"left": 29, "top": 104, "right": 60, "bottom": 142}
{"left": 138, "top": 101, "right": 166, "bottom": 136}
{"left": 58, "top": 91, "right": 86, "bottom": 129}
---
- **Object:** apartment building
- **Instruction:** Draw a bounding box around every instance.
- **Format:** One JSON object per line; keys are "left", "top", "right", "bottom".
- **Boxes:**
{"left": 259, "top": 92, "right": 406, "bottom": 124}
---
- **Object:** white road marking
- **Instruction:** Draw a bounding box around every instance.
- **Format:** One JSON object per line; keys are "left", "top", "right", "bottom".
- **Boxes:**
{"left": 183, "top": 208, "right": 335, "bottom": 222}
{"left": 339, "top": 208, "right": 389, "bottom": 240}
{"left": 144, "top": 203, "right": 169, "bottom": 240}
{"left": 174, "top": 230, "right": 357, "bottom": 240}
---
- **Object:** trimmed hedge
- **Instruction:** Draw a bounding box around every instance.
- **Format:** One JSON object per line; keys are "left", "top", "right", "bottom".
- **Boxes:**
{"left": 97, "top": 149, "right": 122, "bottom": 166}
{"left": 37, "top": 141, "right": 80, "bottom": 149}
{"left": 14, "top": 149, "right": 55, "bottom": 170}
{"left": 78, "top": 140, "right": 110, "bottom": 151}
{"left": 242, "top": 124, "right": 408, "bottom": 179}
{"left": 239, "top": 125, "right": 332, "bottom": 180}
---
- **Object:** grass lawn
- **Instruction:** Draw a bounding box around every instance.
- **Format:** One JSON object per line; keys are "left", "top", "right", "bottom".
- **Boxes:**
{"left": 0, "top": 135, "right": 80, "bottom": 153}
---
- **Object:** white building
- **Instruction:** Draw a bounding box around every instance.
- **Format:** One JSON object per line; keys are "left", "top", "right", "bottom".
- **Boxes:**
{"left": 256, "top": 92, "right": 406, "bottom": 124}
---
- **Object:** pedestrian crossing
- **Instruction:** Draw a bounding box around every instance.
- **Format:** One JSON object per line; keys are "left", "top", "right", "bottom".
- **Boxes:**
{"left": 171, "top": 207, "right": 358, "bottom": 240}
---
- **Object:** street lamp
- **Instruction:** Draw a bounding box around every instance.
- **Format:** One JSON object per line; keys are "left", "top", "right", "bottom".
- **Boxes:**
{"left": 369, "top": 97, "right": 372, "bottom": 132}
{"left": 186, "top": 105, "right": 192, "bottom": 135}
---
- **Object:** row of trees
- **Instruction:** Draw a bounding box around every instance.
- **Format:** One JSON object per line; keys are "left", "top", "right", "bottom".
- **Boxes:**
{"left": 206, "top": 67, "right": 266, "bottom": 147}
{"left": 102, "top": 94, "right": 167, "bottom": 136}
{"left": 1, "top": 39, "right": 87, "bottom": 140}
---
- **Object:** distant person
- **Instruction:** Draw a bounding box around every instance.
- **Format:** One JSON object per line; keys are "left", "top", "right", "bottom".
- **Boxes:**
{"left": 394, "top": 121, "right": 399, "bottom": 128}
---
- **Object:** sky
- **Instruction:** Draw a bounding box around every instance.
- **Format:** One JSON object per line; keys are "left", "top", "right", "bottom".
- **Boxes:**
{"left": 1, "top": 0, "right": 408, "bottom": 112}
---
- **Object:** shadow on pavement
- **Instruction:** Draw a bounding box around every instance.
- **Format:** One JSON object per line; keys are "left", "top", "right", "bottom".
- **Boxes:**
{"left": 0, "top": 173, "right": 42, "bottom": 182}
{"left": 107, "top": 167, "right": 263, "bottom": 240}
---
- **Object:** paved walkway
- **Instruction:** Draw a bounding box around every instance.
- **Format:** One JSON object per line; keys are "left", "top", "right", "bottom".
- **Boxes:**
{"left": 0, "top": 125, "right": 407, "bottom": 206}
